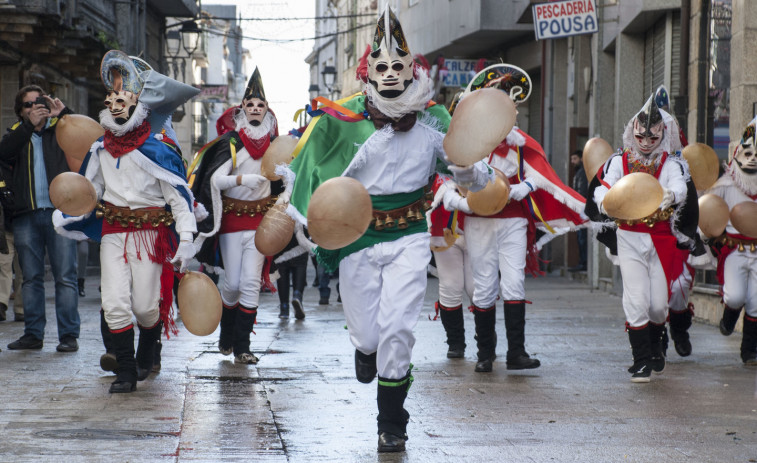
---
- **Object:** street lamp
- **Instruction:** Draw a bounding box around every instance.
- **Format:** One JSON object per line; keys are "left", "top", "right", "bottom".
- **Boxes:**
{"left": 308, "top": 83, "right": 320, "bottom": 99}
{"left": 180, "top": 20, "right": 202, "bottom": 56}
{"left": 321, "top": 65, "right": 337, "bottom": 92}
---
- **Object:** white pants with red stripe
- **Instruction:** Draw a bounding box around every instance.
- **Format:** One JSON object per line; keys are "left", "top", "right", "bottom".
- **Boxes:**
{"left": 616, "top": 229, "right": 669, "bottom": 327}
{"left": 723, "top": 250, "right": 757, "bottom": 317}
{"left": 219, "top": 230, "right": 266, "bottom": 308}
{"left": 464, "top": 217, "right": 527, "bottom": 307}
{"left": 432, "top": 235, "right": 474, "bottom": 307}
{"left": 339, "top": 233, "right": 430, "bottom": 379}
{"left": 101, "top": 231, "right": 162, "bottom": 330}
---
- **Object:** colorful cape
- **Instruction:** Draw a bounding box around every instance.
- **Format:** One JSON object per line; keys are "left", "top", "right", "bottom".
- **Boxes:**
{"left": 494, "top": 129, "right": 588, "bottom": 250}
{"left": 288, "top": 93, "right": 450, "bottom": 220}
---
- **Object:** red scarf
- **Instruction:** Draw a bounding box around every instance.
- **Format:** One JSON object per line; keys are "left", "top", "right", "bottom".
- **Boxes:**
{"left": 238, "top": 130, "right": 271, "bottom": 160}
{"left": 104, "top": 121, "right": 151, "bottom": 158}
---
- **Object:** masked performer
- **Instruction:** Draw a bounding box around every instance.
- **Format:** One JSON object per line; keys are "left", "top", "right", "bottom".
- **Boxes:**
{"left": 441, "top": 65, "right": 588, "bottom": 373}
{"left": 188, "top": 67, "right": 280, "bottom": 365}
{"left": 280, "top": 8, "right": 493, "bottom": 453}
{"left": 707, "top": 117, "right": 757, "bottom": 365}
{"left": 586, "top": 94, "right": 698, "bottom": 382}
{"left": 54, "top": 50, "right": 200, "bottom": 393}
{"left": 428, "top": 173, "right": 473, "bottom": 359}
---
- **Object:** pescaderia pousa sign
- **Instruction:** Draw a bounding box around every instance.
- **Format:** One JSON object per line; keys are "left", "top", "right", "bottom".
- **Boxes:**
{"left": 532, "top": 0, "right": 598, "bottom": 40}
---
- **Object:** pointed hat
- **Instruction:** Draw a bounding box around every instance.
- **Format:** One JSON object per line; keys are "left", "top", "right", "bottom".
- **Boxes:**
{"left": 244, "top": 67, "right": 266, "bottom": 101}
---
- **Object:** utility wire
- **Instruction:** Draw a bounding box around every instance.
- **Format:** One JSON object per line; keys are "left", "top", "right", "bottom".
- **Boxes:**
{"left": 202, "top": 22, "right": 374, "bottom": 43}
{"left": 201, "top": 13, "right": 375, "bottom": 21}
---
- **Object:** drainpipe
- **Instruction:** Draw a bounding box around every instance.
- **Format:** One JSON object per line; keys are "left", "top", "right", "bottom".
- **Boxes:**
{"left": 696, "top": 0, "right": 709, "bottom": 143}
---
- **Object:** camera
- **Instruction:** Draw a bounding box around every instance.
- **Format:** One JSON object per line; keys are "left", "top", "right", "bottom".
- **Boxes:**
{"left": 34, "top": 96, "right": 49, "bottom": 110}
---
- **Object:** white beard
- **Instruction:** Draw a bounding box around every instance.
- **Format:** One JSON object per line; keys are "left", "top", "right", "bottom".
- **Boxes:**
{"left": 364, "top": 68, "right": 435, "bottom": 120}
{"left": 233, "top": 108, "right": 276, "bottom": 141}
{"left": 727, "top": 162, "right": 757, "bottom": 196}
{"left": 99, "top": 102, "right": 149, "bottom": 137}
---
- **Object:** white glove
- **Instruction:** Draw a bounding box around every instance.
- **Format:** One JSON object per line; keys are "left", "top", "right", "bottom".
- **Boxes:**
{"left": 170, "top": 241, "right": 196, "bottom": 273}
{"left": 212, "top": 175, "right": 237, "bottom": 191}
{"left": 509, "top": 181, "right": 534, "bottom": 201}
{"left": 659, "top": 188, "right": 675, "bottom": 210}
{"left": 275, "top": 189, "right": 291, "bottom": 206}
{"left": 239, "top": 174, "right": 268, "bottom": 190}
{"left": 442, "top": 188, "right": 472, "bottom": 214}
{"left": 448, "top": 164, "right": 476, "bottom": 187}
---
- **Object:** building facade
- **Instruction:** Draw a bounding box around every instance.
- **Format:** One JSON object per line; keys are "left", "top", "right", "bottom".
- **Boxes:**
{"left": 307, "top": 0, "right": 750, "bottom": 327}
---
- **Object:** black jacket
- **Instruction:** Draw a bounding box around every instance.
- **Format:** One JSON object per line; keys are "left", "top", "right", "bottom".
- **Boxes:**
{"left": 0, "top": 108, "right": 74, "bottom": 217}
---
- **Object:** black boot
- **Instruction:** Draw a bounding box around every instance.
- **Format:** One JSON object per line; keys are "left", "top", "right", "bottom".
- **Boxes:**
{"left": 278, "top": 302, "right": 290, "bottom": 319}
{"left": 233, "top": 305, "right": 258, "bottom": 364}
{"left": 99, "top": 309, "right": 118, "bottom": 372}
{"left": 627, "top": 325, "right": 653, "bottom": 383}
{"left": 355, "top": 349, "right": 377, "bottom": 383}
{"left": 649, "top": 322, "right": 666, "bottom": 373}
{"left": 136, "top": 321, "right": 162, "bottom": 380}
{"left": 740, "top": 315, "right": 757, "bottom": 365}
{"left": 669, "top": 305, "right": 693, "bottom": 357}
{"left": 77, "top": 278, "right": 85, "bottom": 297}
{"left": 720, "top": 305, "right": 743, "bottom": 336}
{"left": 376, "top": 370, "right": 412, "bottom": 453}
{"left": 218, "top": 303, "right": 237, "bottom": 355}
{"left": 438, "top": 302, "right": 466, "bottom": 358}
{"left": 504, "top": 301, "right": 540, "bottom": 370}
{"left": 152, "top": 340, "right": 162, "bottom": 373}
{"left": 292, "top": 290, "right": 305, "bottom": 320}
{"left": 473, "top": 305, "right": 496, "bottom": 372}
{"left": 109, "top": 326, "right": 137, "bottom": 393}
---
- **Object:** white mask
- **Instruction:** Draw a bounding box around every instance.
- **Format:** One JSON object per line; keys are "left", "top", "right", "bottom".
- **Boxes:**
{"left": 366, "top": 7, "right": 415, "bottom": 99}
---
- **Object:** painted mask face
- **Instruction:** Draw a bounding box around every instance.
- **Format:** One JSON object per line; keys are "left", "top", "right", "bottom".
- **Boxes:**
{"left": 367, "top": 48, "right": 414, "bottom": 99}
{"left": 735, "top": 125, "right": 757, "bottom": 174}
{"left": 633, "top": 118, "right": 664, "bottom": 155}
{"left": 243, "top": 97, "right": 268, "bottom": 126}
{"left": 104, "top": 91, "right": 138, "bottom": 125}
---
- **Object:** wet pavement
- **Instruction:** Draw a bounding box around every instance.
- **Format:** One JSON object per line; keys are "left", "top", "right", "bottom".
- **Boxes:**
{"left": 1, "top": 269, "right": 756, "bottom": 462}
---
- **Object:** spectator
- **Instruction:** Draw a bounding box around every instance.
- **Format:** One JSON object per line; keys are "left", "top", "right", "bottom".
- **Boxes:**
{"left": 569, "top": 150, "right": 588, "bottom": 271}
{"left": 0, "top": 85, "right": 80, "bottom": 352}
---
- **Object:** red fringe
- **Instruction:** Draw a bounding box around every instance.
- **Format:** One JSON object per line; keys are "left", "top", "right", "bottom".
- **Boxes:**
{"left": 261, "top": 256, "right": 277, "bottom": 294}
{"left": 155, "top": 226, "right": 179, "bottom": 338}
{"left": 525, "top": 216, "right": 546, "bottom": 277}
{"left": 356, "top": 44, "right": 371, "bottom": 83}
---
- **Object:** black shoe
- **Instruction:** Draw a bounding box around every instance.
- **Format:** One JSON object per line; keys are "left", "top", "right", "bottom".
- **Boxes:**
{"left": 720, "top": 307, "right": 742, "bottom": 335}
{"left": 742, "top": 351, "right": 757, "bottom": 365}
{"left": 474, "top": 357, "right": 493, "bottom": 372}
{"left": 56, "top": 336, "right": 79, "bottom": 352}
{"left": 506, "top": 353, "right": 540, "bottom": 370}
{"left": 77, "top": 278, "right": 86, "bottom": 298}
{"left": 447, "top": 345, "right": 465, "bottom": 359}
{"left": 279, "top": 304, "right": 290, "bottom": 319}
{"left": 109, "top": 379, "right": 137, "bottom": 393}
{"left": 673, "top": 338, "right": 692, "bottom": 357}
{"left": 100, "top": 352, "right": 118, "bottom": 372}
{"left": 14, "top": 311, "right": 24, "bottom": 322}
{"left": 319, "top": 298, "right": 329, "bottom": 305}
{"left": 0, "top": 302, "right": 6, "bottom": 321}
{"left": 312, "top": 278, "right": 319, "bottom": 287}
{"left": 630, "top": 362, "right": 652, "bottom": 383}
{"left": 355, "top": 350, "right": 377, "bottom": 384}
{"left": 292, "top": 298, "right": 305, "bottom": 320}
{"left": 650, "top": 355, "right": 665, "bottom": 373}
{"left": 377, "top": 431, "right": 406, "bottom": 453}
{"left": 7, "top": 334, "right": 43, "bottom": 350}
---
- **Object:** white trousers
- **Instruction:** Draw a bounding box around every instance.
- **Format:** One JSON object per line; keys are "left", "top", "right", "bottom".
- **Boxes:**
{"left": 465, "top": 217, "right": 527, "bottom": 307}
{"left": 432, "top": 235, "right": 474, "bottom": 307}
{"left": 101, "top": 231, "right": 162, "bottom": 330}
{"left": 339, "top": 233, "right": 430, "bottom": 379}
{"left": 669, "top": 264, "right": 693, "bottom": 313}
{"left": 616, "top": 229, "right": 669, "bottom": 327}
{"left": 722, "top": 251, "right": 757, "bottom": 317}
{"left": 219, "top": 230, "right": 266, "bottom": 308}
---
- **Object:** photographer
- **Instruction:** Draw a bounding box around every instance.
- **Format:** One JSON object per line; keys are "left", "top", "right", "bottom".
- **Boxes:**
{"left": 0, "top": 85, "right": 80, "bottom": 353}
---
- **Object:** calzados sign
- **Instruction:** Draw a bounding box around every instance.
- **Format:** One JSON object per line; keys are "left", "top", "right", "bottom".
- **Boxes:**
{"left": 532, "top": 0, "right": 598, "bottom": 40}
